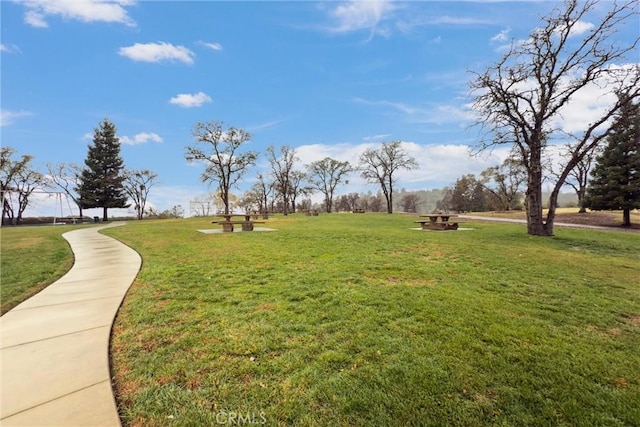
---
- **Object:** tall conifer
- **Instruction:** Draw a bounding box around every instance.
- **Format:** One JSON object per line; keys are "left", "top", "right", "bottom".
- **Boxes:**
{"left": 77, "top": 117, "right": 129, "bottom": 221}
{"left": 585, "top": 98, "right": 640, "bottom": 226}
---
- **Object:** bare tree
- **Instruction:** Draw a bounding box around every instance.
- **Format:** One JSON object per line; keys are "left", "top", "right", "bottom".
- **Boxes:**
{"left": 471, "top": 0, "right": 640, "bottom": 235}
{"left": 400, "top": 193, "right": 420, "bottom": 213}
{"left": 288, "top": 170, "right": 311, "bottom": 214}
{"left": 306, "top": 157, "right": 353, "bottom": 213}
{"left": 1, "top": 147, "right": 44, "bottom": 225}
{"left": 551, "top": 145, "right": 600, "bottom": 213}
{"left": 172, "top": 205, "right": 185, "bottom": 218}
{"left": 366, "top": 193, "right": 384, "bottom": 212}
{"left": 437, "top": 187, "right": 454, "bottom": 213}
{"left": 1, "top": 147, "right": 25, "bottom": 225}
{"left": 46, "top": 162, "right": 83, "bottom": 217}
{"left": 123, "top": 169, "right": 158, "bottom": 220}
{"left": 185, "top": 121, "right": 258, "bottom": 215}
{"left": 13, "top": 168, "right": 44, "bottom": 224}
{"left": 480, "top": 157, "right": 526, "bottom": 211}
{"left": 189, "top": 192, "right": 222, "bottom": 217}
{"left": 266, "top": 145, "right": 298, "bottom": 215}
{"left": 359, "top": 141, "right": 419, "bottom": 213}
{"left": 346, "top": 192, "right": 361, "bottom": 211}
{"left": 253, "top": 174, "right": 273, "bottom": 214}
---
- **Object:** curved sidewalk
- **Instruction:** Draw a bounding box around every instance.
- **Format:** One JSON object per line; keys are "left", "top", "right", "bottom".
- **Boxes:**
{"left": 1, "top": 222, "right": 141, "bottom": 426}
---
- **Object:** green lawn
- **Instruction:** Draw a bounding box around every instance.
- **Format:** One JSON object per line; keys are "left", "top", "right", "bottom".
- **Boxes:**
{"left": 0, "top": 225, "right": 79, "bottom": 314}
{"left": 102, "top": 214, "right": 640, "bottom": 426}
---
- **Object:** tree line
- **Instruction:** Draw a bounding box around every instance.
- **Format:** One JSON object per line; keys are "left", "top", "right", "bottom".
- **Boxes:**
{"left": 2, "top": 96, "right": 637, "bottom": 226}
{"left": 2, "top": 118, "right": 158, "bottom": 225}
{"left": 2, "top": 0, "right": 638, "bottom": 233}
{"left": 1, "top": 117, "right": 421, "bottom": 224}
{"left": 184, "top": 121, "right": 419, "bottom": 216}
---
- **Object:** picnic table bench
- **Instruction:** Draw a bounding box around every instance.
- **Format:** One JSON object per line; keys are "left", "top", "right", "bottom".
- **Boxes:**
{"left": 352, "top": 208, "right": 365, "bottom": 213}
{"left": 211, "top": 214, "right": 265, "bottom": 232}
{"left": 54, "top": 216, "right": 84, "bottom": 225}
{"left": 415, "top": 214, "right": 459, "bottom": 231}
{"left": 251, "top": 211, "right": 269, "bottom": 220}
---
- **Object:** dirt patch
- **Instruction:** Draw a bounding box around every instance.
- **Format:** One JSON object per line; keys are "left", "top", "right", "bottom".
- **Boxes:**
{"left": 626, "top": 315, "right": 640, "bottom": 326}
{"left": 255, "top": 302, "right": 276, "bottom": 311}
{"left": 554, "top": 212, "right": 640, "bottom": 229}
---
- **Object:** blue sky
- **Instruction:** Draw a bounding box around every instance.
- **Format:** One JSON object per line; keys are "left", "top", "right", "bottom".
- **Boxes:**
{"left": 2, "top": 1, "right": 638, "bottom": 216}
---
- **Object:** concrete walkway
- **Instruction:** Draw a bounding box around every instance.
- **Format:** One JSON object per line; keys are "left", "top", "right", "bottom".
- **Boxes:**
{"left": 1, "top": 223, "right": 141, "bottom": 426}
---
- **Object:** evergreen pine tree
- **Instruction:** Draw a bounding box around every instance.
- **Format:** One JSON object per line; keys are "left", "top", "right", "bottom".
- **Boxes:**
{"left": 584, "top": 98, "right": 640, "bottom": 227}
{"left": 77, "top": 117, "right": 129, "bottom": 221}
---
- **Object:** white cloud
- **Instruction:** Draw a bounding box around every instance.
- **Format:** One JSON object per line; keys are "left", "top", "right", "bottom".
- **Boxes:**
{"left": 330, "top": 0, "right": 392, "bottom": 31}
{"left": 197, "top": 41, "right": 223, "bottom": 51}
{"left": 296, "top": 142, "right": 368, "bottom": 168}
{"left": 0, "top": 110, "right": 32, "bottom": 127}
{"left": 564, "top": 20, "right": 595, "bottom": 37}
{"left": 21, "top": 0, "right": 136, "bottom": 28}
{"left": 169, "top": 92, "right": 212, "bottom": 108}
{"left": 147, "top": 185, "right": 203, "bottom": 215}
{"left": 491, "top": 28, "right": 511, "bottom": 43}
{"left": 119, "top": 132, "right": 163, "bottom": 145}
{"left": 429, "top": 16, "right": 490, "bottom": 26}
{"left": 24, "top": 10, "right": 49, "bottom": 28}
{"left": 294, "top": 140, "right": 509, "bottom": 191}
{"left": 397, "top": 142, "right": 507, "bottom": 186}
{"left": 353, "top": 97, "right": 417, "bottom": 114}
{"left": 363, "top": 134, "right": 391, "bottom": 142}
{"left": 397, "top": 14, "right": 491, "bottom": 34}
{"left": 118, "top": 42, "right": 195, "bottom": 64}
{"left": 324, "top": 2, "right": 491, "bottom": 41}
{"left": 324, "top": 0, "right": 396, "bottom": 40}
{"left": 353, "top": 97, "right": 476, "bottom": 125}
{"left": 247, "top": 119, "right": 285, "bottom": 132}
{"left": 0, "top": 43, "right": 21, "bottom": 54}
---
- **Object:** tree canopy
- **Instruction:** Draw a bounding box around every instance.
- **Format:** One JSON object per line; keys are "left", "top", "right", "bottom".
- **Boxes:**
{"left": 1, "top": 146, "right": 44, "bottom": 225}
{"left": 307, "top": 157, "right": 353, "bottom": 213}
{"left": 77, "top": 117, "right": 129, "bottom": 221}
{"left": 123, "top": 169, "right": 158, "bottom": 220}
{"left": 185, "top": 121, "right": 257, "bottom": 215}
{"left": 266, "top": 145, "right": 298, "bottom": 215}
{"left": 359, "top": 141, "right": 419, "bottom": 214}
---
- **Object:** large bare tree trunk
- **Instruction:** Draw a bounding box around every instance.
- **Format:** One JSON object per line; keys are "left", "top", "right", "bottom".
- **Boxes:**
{"left": 525, "top": 179, "right": 548, "bottom": 235}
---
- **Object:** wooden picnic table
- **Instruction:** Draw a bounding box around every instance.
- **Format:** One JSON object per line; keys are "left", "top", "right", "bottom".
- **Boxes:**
{"left": 211, "top": 214, "right": 265, "bottom": 232}
{"left": 415, "top": 214, "right": 459, "bottom": 230}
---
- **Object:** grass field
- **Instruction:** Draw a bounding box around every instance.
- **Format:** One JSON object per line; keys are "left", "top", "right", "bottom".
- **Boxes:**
{"left": 95, "top": 214, "right": 640, "bottom": 426}
{"left": 0, "top": 225, "right": 79, "bottom": 314}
